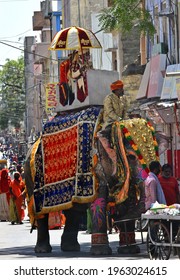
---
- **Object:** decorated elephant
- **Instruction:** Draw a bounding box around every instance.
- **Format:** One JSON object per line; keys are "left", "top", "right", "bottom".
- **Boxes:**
{"left": 24, "top": 105, "right": 160, "bottom": 255}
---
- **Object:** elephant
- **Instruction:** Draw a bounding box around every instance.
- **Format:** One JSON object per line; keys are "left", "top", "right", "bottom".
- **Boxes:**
{"left": 24, "top": 105, "right": 160, "bottom": 255}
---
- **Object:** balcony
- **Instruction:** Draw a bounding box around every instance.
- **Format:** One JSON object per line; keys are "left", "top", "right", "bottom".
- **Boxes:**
{"left": 33, "top": 11, "right": 50, "bottom": 31}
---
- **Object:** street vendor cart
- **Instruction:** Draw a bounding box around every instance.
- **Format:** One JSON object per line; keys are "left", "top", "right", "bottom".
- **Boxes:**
{"left": 141, "top": 211, "right": 180, "bottom": 260}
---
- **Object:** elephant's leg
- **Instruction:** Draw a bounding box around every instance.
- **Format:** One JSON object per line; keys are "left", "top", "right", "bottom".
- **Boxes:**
{"left": 117, "top": 220, "right": 140, "bottom": 254}
{"left": 34, "top": 214, "right": 52, "bottom": 253}
{"left": 61, "top": 208, "right": 81, "bottom": 251}
{"left": 90, "top": 196, "right": 112, "bottom": 255}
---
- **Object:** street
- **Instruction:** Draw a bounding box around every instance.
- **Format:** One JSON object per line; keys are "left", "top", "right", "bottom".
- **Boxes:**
{"left": 1, "top": 208, "right": 180, "bottom": 261}
{"left": 0, "top": 215, "right": 151, "bottom": 260}
{"left": 1, "top": 214, "right": 179, "bottom": 280}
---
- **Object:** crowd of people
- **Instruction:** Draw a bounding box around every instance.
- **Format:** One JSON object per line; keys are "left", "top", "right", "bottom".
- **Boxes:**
{"left": 145, "top": 161, "right": 180, "bottom": 209}
{"left": 0, "top": 164, "right": 26, "bottom": 224}
{"left": 0, "top": 144, "right": 66, "bottom": 229}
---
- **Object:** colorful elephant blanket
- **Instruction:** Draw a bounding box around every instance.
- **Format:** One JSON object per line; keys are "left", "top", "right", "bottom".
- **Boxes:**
{"left": 27, "top": 108, "right": 159, "bottom": 216}
{"left": 29, "top": 106, "right": 102, "bottom": 215}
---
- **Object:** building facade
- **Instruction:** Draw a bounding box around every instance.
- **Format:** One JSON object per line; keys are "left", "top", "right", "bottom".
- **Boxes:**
{"left": 24, "top": 0, "right": 142, "bottom": 145}
{"left": 136, "top": 0, "right": 180, "bottom": 179}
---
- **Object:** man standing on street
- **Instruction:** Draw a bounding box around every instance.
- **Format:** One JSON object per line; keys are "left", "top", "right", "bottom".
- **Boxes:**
{"left": 145, "top": 161, "right": 166, "bottom": 210}
{"left": 158, "top": 163, "right": 180, "bottom": 206}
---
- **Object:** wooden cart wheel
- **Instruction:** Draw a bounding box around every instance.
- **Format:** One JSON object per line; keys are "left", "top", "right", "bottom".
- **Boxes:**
{"left": 146, "top": 221, "right": 171, "bottom": 260}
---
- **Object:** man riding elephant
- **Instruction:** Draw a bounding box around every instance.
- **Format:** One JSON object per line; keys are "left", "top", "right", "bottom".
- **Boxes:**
{"left": 97, "top": 79, "right": 129, "bottom": 177}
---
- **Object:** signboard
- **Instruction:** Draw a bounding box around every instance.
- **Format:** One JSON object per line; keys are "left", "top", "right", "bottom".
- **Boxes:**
{"left": 45, "top": 83, "right": 58, "bottom": 114}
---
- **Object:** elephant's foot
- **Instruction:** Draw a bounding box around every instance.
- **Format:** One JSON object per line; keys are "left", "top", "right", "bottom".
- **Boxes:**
{"left": 117, "top": 245, "right": 140, "bottom": 254}
{"left": 35, "top": 243, "right": 52, "bottom": 253}
{"left": 61, "top": 230, "right": 80, "bottom": 252}
{"left": 90, "top": 244, "right": 112, "bottom": 255}
{"left": 61, "top": 242, "right": 80, "bottom": 252}
{"left": 118, "top": 231, "right": 140, "bottom": 254}
{"left": 90, "top": 233, "right": 112, "bottom": 255}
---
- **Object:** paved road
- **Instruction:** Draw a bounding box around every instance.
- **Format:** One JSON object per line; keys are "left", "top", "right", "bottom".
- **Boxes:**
{"left": 0, "top": 216, "right": 178, "bottom": 260}
{"left": 0, "top": 216, "right": 150, "bottom": 260}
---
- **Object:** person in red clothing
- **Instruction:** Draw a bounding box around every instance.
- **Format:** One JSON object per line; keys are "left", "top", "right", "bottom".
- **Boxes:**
{"left": 159, "top": 164, "right": 180, "bottom": 245}
{"left": 158, "top": 164, "right": 180, "bottom": 206}
{"left": 0, "top": 169, "right": 11, "bottom": 221}
{"left": 9, "top": 172, "right": 26, "bottom": 224}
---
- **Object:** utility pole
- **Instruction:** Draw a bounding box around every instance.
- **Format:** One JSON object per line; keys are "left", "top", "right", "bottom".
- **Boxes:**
{"left": 140, "top": 0, "right": 146, "bottom": 65}
{"left": 174, "top": 0, "right": 179, "bottom": 63}
{"left": 38, "top": 81, "right": 42, "bottom": 133}
{"left": 78, "top": 0, "right": 81, "bottom": 26}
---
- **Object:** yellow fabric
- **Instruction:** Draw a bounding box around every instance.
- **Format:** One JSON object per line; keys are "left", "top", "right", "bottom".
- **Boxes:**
{"left": 103, "top": 93, "right": 128, "bottom": 129}
{"left": 30, "top": 137, "right": 41, "bottom": 183}
{"left": 111, "top": 123, "right": 130, "bottom": 204}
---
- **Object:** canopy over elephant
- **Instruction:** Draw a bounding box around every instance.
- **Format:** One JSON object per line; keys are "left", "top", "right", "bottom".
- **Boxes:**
{"left": 24, "top": 105, "right": 160, "bottom": 255}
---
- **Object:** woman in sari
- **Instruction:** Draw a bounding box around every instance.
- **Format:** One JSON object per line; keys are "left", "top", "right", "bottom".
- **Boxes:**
{"left": 9, "top": 172, "right": 26, "bottom": 224}
{"left": 0, "top": 168, "right": 11, "bottom": 221}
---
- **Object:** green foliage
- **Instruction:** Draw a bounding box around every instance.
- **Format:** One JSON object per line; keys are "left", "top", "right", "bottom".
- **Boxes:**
{"left": 0, "top": 57, "right": 25, "bottom": 130}
{"left": 98, "top": 0, "right": 156, "bottom": 37}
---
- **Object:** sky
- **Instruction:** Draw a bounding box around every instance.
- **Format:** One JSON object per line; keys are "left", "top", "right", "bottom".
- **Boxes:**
{"left": 0, "top": 0, "right": 42, "bottom": 66}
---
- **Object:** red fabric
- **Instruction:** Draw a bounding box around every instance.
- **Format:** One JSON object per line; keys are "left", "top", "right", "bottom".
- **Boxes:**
{"left": 56, "top": 27, "right": 93, "bottom": 49}
{"left": 0, "top": 168, "right": 11, "bottom": 193}
{"left": 76, "top": 27, "right": 93, "bottom": 48}
{"left": 10, "top": 179, "right": 25, "bottom": 221}
{"left": 60, "top": 59, "right": 70, "bottom": 83}
{"left": 42, "top": 125, "right": 78, "bottom": 184}
{"left": 48, "top": 211, "right": 66, "bottom": 230}
{"left": 158, "top": 175, "right": 179, "bottom": 206}
{"left": 56, "top": 28, "right": 69, "bottom": 48}
{"left": 77, "top": 72, "right": 88, "bottom": 102}
{"left": 174, "top": 150, "right": 180, "bottom": 178}
{"left": 0, "top": 169, "right": 11, "bottom": 204}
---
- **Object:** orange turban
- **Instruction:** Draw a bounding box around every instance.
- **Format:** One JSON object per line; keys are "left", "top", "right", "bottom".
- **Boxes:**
{"left": 110, "top": 80, "right": 123, "bottom": 91}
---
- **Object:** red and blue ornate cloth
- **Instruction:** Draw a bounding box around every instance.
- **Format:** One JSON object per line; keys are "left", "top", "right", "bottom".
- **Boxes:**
{"left": 33, "top": 106, "right": 102, "bottom": 214}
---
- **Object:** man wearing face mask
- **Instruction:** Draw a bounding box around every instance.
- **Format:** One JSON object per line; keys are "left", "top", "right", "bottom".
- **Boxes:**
{"left": 158, "top": 163, "right": 180, "bottom": 206}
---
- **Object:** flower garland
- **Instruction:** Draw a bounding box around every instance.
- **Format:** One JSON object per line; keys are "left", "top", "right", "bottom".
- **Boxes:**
{"left": 146, "top": 121, "right": 159, "bottom": 158}
{"left": 120, "top": 122, "right": 159, "bottom": 174}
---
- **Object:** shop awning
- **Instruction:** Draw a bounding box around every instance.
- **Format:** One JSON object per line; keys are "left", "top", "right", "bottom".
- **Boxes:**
{"left": 161, "top": 64, "right": 180, "bottom": 100}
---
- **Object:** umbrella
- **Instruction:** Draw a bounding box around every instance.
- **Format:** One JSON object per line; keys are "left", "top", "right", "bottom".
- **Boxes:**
{"left": 48, "top": 26, "right": 102, "bottom": 51}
